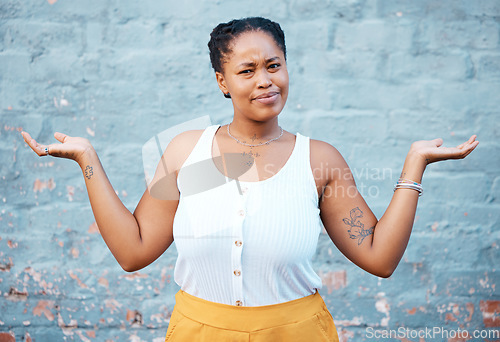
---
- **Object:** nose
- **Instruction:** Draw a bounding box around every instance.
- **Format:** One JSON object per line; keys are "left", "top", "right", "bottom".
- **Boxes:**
{"left": 257, "top": 70, "right": 272, "bottom": 88}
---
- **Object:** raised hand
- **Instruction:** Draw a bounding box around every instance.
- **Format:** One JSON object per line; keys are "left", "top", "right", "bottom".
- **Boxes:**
{"left": 409, "top": 135, "right": 479, "bottom": 165}
{"left": 20, "top": 131, "right": 94, "bottom": 165}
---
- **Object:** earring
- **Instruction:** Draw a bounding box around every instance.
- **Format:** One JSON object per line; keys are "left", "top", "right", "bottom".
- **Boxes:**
{"left": 224, "top": 93, "right": 231, "bottom": 99}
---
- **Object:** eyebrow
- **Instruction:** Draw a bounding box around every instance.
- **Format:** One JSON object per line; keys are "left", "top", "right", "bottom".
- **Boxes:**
{"left": 237, "top": 57, "right": 281, "bottom": 68}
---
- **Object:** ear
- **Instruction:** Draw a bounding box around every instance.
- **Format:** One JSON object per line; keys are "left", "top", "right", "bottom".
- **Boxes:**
{"left": 215, "top": 71, "right": 229, "bottom": 96}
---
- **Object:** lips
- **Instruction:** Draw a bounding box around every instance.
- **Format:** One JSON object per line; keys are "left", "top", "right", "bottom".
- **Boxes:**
{"left": 253, "top": 91, "right": 280, "bottom": 105}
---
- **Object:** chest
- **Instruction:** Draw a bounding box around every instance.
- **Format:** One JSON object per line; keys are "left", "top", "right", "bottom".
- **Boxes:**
{"left": 211, "top": 139, "right": 294, "bottom": 183}
{"left": 211, "top": 134, "right": 328, "bottom": 197}
{"left": 173, "top": 178, "right": 321, "bottom": 261}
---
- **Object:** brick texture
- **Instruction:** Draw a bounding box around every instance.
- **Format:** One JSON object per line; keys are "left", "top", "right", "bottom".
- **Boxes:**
{"left": 1, "top": 0, "right": 499, "bottom": 341}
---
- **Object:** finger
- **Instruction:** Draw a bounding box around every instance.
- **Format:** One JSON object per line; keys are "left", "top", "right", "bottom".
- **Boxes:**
{"left": 34, "top": 143, "right": 48, "bottom": 157}
{"left": 21, "top": 131, "right": 34, "bottom": 145}
{"left": 467, "top": 140, "right": 479, "bottom": 152}
{"left": 34, "top": 143, "right": 49, "bottom": 157}
{"left": 458, "top": 135, "right": 475, "bottom": 149}
{"left": 21, "top": 131, "right": 43, "bottom": 156}
{"left": 461, "top": 142, "right": 478, "bottom": 159}
{"left": 459, "top": 141, "right": 478, "bottom": 156}
{"left": 453, "top": 140, "right": 479, "bottom": 159}
{"left": 457, "top": 135, "right": 477, "bottom": 150}
{"left": 464, "top": 135, "right": 477, "bottom": 146}
{"left": 468, "top": 135, "right": 477, "bottom": 144}
{"left": 21, "top": 131, "right": 62, "bottom": 157}
{"left": 463, "top": 147, "right": 475, "bottom": 158}
{"left": 54, "top": 132, "right": 69, "bottom": 143}
{"left": 433, "top": 138, "right": 443, "bottom": 148}
{"left": 43, "top": 143, "right": 66, "bottom": 157}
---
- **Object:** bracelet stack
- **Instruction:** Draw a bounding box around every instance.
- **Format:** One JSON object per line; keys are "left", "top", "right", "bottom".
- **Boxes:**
{"left": 393, "top": 178, "right": 423, "bottom": 196}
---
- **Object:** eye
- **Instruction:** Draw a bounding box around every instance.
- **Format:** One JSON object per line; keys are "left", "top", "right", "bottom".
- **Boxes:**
{"left": 239, "top": 69, "right": 253, "bottom": 75}
{"left": 268, "top": 63, "right": 281, "bottom": 70}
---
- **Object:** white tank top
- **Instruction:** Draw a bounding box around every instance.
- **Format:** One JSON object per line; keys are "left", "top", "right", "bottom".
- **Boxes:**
{"left": 172, "top": 124, "right": 323, "bottom": 306}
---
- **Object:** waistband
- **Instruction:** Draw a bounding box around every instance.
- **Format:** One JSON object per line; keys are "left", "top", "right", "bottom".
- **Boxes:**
{"left": 173, "top": 289, "right": 328, "bottom": 331}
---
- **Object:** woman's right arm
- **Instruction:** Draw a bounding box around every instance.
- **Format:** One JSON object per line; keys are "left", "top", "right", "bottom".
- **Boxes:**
{"left": 21, "top": 131, "right": 186, "bottom": 272}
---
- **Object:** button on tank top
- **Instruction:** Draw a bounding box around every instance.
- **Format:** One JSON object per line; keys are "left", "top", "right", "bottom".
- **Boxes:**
{"left": 172, "top": 124, "right": 323, "bottom": 306}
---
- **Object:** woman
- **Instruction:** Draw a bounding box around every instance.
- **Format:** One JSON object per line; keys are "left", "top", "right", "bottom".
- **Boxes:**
{"left": 21, "top": 17, "right": 478, "bottom": 341}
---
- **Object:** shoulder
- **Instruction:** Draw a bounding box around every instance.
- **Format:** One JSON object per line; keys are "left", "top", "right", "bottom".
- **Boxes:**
{"left": 164, "top": 129, "right": 206, "bottom": 172}
{"left": 309, "top": 138, "right": 345, "bottom": 166}
{"left": 309, "top": 138, "right": 350, "bottom": 183}
{"left": 169, "top": 129, "right": 205, "bottom": 147}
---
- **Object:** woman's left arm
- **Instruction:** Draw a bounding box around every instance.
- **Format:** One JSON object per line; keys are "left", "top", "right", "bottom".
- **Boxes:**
{"left": 316, "top": 135, "right": 479, "bottom": 278}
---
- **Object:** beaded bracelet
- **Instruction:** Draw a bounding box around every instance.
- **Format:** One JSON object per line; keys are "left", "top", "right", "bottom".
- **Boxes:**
{"left": 393, "top": 178, "right": 423, "bottom": 196}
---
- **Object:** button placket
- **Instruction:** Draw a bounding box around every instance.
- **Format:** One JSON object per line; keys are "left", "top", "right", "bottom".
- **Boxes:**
{"left": 231, "top": 231, "right": 244, "bottom": 305}
{"left": 232, "top": 187, "right": 245, "bottom": 306}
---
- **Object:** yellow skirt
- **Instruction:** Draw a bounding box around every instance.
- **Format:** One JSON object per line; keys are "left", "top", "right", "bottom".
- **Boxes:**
{"left": 165, "top": 289, "right": 339, "bottom": 341}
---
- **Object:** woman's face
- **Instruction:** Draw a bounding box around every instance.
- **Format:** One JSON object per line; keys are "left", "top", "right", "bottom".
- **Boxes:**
{"left": 216, "top": 30, "right": 289, "bottom": 123}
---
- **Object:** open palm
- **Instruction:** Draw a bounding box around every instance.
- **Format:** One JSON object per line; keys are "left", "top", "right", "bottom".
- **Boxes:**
{"left": 410, "top": 135, "right": 479, "bottom": 165}
{"left": 21, "top": 131, "right": 93, "bottom": 165}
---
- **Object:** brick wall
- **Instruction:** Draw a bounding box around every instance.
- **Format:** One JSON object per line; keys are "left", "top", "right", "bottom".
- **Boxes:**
{"left": 1, "top": 0, "right": 499, "bottom": 341}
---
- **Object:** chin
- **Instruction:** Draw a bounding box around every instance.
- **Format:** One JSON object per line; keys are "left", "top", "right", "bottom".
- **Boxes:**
{"left": 253, "top": 106, "right": 284, "bottom": 122}
{"left": 253, "top": 102, "right": 286, "bottom": 120}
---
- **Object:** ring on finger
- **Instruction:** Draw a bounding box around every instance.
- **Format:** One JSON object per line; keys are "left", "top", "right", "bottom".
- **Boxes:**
{"left": 44, "top": 147, "right": 49, "bottom": 156}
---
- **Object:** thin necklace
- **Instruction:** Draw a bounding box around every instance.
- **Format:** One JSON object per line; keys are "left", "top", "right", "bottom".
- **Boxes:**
{"left": 227, "top": 123, "right": 284, "bottom": 147}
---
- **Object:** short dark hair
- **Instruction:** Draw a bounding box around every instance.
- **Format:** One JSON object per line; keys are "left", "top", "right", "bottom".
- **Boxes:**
{"left": 208, "top": 17, "right": 286, "bottom": 74}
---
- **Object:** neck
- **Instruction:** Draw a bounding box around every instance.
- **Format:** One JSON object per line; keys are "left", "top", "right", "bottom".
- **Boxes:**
{"left": 229, "top": 116, "right": 281, "bottom": 140}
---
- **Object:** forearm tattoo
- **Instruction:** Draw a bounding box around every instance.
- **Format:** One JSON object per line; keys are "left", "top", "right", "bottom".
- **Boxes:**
{"left": 84, "top": 165, "right": 94, "bottom": 179}
{"left": 343, "top": 207, "right": 374, "bottom": 245}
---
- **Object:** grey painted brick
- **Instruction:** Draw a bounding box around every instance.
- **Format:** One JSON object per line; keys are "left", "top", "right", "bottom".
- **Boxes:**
{"left": 0, "top": 54, "right": 31, "bottom": 80}
{"left": 0, "top": 1, "right": 24, "bottom": 19}
{"left": 197, "top": 2, "right": 291, "bottom": 25}
{"left": 389, "top": 52, "right": 470, "bottom": 81}
{"left": 424, "top": 173, "right": 490, "bottom": 203}
{"left": 450, "top": 204, "right": 500, "bottom": 231}
{"left": 286, "top": 79, "right": 337, "bottom": 111}
{"left": 112, "top": 0, "right": 208, "bottom": 22}
{"left": 2, "top": 20, "right": 85, "bottom": 53}
{"left": 453, "top": 142, "right": 500, "bottom": 177}
{"left": 331, "top": 80, "right": 428, "bottom": 110}
{"left": 301, "top": 50, "right": 382, "bottom": 80}
{"left": 387, "top": 109, "right": 477, "bottom": 142}
{"left": 348, "top": 139, "right": 409, "bottom": 167}
{"left": 420, "top": 20, "right": 500, "bottom": 50}
{"left": 0, "top": 82, "right": 36, "bottom": 109}
{"left": 1, "top": 1, "right": 499, "bottom": 340}
{"left": 335, "top": 20, "right": 415, "bottom": 51}
{"left": 377, "top": 0, "right": 500, "bottom": 21}
{"left": 286, "top": 20, "right": 333, "bottom": 51}
{"left": 473, "top": 52, "right": 500, "bottom": 80}
{"left": 492, "top": 177, "right": 500, "bottom": 203}
{"left": 432, "top": 270, "right": 499, "bottom": 297}
{"left": 30, "top": 51, "right": 86, "bottom": 85}
{"left": 426, "top": 81, "right": 500, "bottom": 111}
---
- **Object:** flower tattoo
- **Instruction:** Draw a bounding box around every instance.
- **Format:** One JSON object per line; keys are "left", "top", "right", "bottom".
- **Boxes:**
{"left": 342, "top": 207, "right": 374, "bottom": 245}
